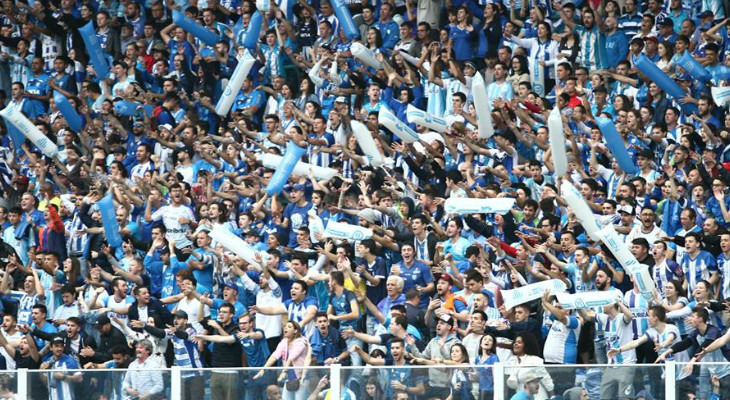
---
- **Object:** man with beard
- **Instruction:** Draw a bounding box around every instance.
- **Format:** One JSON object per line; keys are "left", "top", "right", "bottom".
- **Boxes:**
{"left": 145, "top": 183, "right": 197, "bottom": 253}
{"left": 40, "top": 337, "right": 83, "bottom": 400}
{"left": 558, "top": 2, "right": 605, "bottom": 70}
{"left": 251, "top": 279, "right": 318, "bottom": 338}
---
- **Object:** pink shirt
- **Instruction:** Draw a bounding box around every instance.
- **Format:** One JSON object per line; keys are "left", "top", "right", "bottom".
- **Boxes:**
{"left": 274, "top": 337, "right": 309, "bottom": 378}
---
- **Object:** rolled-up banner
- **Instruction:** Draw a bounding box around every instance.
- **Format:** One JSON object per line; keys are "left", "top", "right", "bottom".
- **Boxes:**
{"left": 379, "top": 107, "right": 418, "bottom": 143}
{"left": 53, "top": 91, "right": 83, "bottom": 132}
{"left": 596, "top": 116, "right": 637, "bottom": 175}
{"left": 215, "top": 52, "right": 256, "bottom": 117}
{"left": 560, "top": 181, "right": 602, "bottom": 241}
{"left": 549, "top": 105, "right": 568, "bottom": 177}
{"left": 98, "top": 194, "right": 122, "bottom": 248}
{"left": 113, "top": 100, "right": 140, "bottom": 117}
{"left": 210, "top": 226, "right": 267, "bottom": 269}
{"left": 406, "top": 104, "right": 448, "bottom": 133}
{"left": 0, "top": 106, "right": 58, "bottom": 157}
{"left": 676, "top": 51, "right": 711, "bottom": 82}
{"left": 351, "top": 42, "right": 382, "bottom": 70}
{"left": 556, "top": 290, "right": 623, "bottom": 310}
{"left": 331, "top": 0, "right": 359, "bottom": 40}
{"left": 502, "top": 279, "right": 567, "bottom": 310}
{"left": 79, "top": 21, "right": 111, "bottom": 78}
{"left": 308, "top": 210, "right": 326, "bottom": 243}
{"left": 256, "top": 153, "right": 338, "bottom": 180}
{"left": 711, "top": 86, "right": 730, "bottom": 108}
{"left": 596, "top": 225, "right": 655, "bottom": 300}
{"left": 531, "top": 58, "right": 545, "bottom": 97}
{"left": 351, "top": 121, "right": 384, "bottom": 167}
{"left": 255, "top": 0, "right": 270, "bottom": 13}
{"left": 244, "top": 11, "right": 262, "bottom": 50}
{"left": 323, "top": 221, "right": 373, "bottom": 241}
{"left": 265, "top": 141, "right": 306, "bottom": 195}
{"left": 471, "top": 73, "right": 494, "bottom": 139}
{"left": 444, "top": 197, "right": 515, "bottom": 215}
{"left": 634, "top": 54, "right": 698, "bottom": 116}
{"left": 172, "top": 10, "right": 220, "bottom": 46}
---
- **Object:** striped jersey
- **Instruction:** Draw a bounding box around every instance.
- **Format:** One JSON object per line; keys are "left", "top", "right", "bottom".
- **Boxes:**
{"left": 624, "top": 290, "right": 651, "bottom": 339}
{"left": 597, "top": 312, "right": 636, "bottom": 365}
{"left": 169, "top": 325, "right": 203, "bottom": 377}
{"left": 680, "top": 250, "right": 717, "bottom": 299}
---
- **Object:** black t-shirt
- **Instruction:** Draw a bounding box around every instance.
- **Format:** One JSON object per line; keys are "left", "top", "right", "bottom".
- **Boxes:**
{"left": 207, "top": 320, "right": 242, "bottom": 368}
{"left": 14, "top": 354, "right": 39, "bottom": 369}
{"left": 295, "top": 19, "right": 317, "bottom": 47}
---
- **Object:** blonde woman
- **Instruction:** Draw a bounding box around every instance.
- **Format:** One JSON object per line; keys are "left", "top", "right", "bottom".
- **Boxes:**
{"left": 255, "top": 321, "right": 311, "bottom": 400}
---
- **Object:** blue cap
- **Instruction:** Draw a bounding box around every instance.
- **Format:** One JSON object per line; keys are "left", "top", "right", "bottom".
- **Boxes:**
{"left": 292, "top": 184, "right": 306, "bottom": 192}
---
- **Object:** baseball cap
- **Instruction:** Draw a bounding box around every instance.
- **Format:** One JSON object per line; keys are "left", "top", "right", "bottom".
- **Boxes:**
{"left": 335, "top": 96, "right": 348, "bottom": 103}
{"left": 224, "top": 283, "right": 239, "bottom": 293}
{"left": 437, "top": 273, "right": 454, "bottom": 284}
{"left": 644, "top": 35, "right": 658, "bottom": 44}
{"left": 158, "top": 124, "right": 173, "bottom": 132}
{"left": 659, "top": 19, "right": 673, "bottom": 27}
{"left": 699, "top": 10, "right": 714, "bottom": 19}
{"left": 94, "top": 314, "right": 111, "bottom": 327}
{"left": 357, "top": 208, "right": 380, "bottom": 224}
{"left": 51, "top": 336, "right": 65, "bottom": 346}
{"left": 438, "top": 314, "right": 455, "bottom": 326}
{"left": 292, "top": 184, "right": 306, "bottom": 192}
{"left": 174, "top": 310, "right": 189, "bottom": 319}
{"left": 618, "top": 204, "right": 634, "bottom": 215}
{"left": 520, "top": 371, "right": 542, "bottom": 383}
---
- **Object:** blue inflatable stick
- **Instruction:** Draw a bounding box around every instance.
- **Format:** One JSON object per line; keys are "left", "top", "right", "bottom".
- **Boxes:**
{"left": 244, "top": 11, "right": 263, "bottom": 50}
{"left": 114, "top": 100, "right": 140, "bottom": 117}
{"left": 596, "top": 117, "right": 637, "bottom": 175}
{"left": 265, "top": 141, "right": 306, "bottom": 195}
{"left": 331, "top": 0, "right": 359, "bottom": 40}
{"left": 79, "top": 22, "right": 111, "bottom": 78}
{"left": 172, "top": 10, "right": 220, "bottom": 46}
{"left": 676, "top": 51, "right": 711, "bottom": 82}
{"left": 53, "top": 91, "right": 83, "bottom": 132}
{"left": 634, "top": 54, "right": 698, "bottom": 116}
{"left": 710, "top": 65, "right": 730, "bottom": 81}
{"left": 98, "top": 194, "right": 122, "bottom": 248}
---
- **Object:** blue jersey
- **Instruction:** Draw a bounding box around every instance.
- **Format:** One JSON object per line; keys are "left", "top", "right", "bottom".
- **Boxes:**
{"left": 399, "top": 260, "right": 434, "bottom": 307}
{"left": 170, "top": 325, "right": 204, "bottom": 375}
{"left": 624, "top": 290, "right": 650, "bottom": 340}
{"left": 717, "top": 252, "right": 730, "bottom": 299}
{"left": 49, "top": 354, "right": 81, "bottom": 400}
{"left": 6, "top": 291, "right": 40, "bottom": 325}
{"left": 329, "top": 289, "right": 359, "bottom": 329}
{"left": 284, "top": 296, "right": 318, "bottom": 338}
{"left": 680, "top": 250, "right": 717, "bottom": 298}
{"left": 26, "top": 73, "right": 50, "bottom": 117}
{"left": 238, "top": 328, "right": 269, "bottom": 367}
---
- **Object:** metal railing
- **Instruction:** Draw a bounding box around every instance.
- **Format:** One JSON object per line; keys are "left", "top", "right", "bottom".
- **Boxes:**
{"left": 4, "top": 361, "right": 728, "bottom": 399}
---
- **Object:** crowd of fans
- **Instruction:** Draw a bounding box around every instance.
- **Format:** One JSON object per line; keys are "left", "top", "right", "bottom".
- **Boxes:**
{"left": 1, "top": 0, "right": 730, "bottom": 399}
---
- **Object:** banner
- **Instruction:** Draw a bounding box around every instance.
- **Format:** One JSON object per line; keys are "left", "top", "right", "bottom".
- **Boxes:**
{"left": 556, "top": 290, "right": 623, "bottom": 309}
{"left": 79, "top": 21, "right": 111, "bottom": 78}
{"left": 215, "top": 51, "right": 256, "bottom": 117}
{"left": 634, "top": 54, "right": 698, "bottom": 116}
{"left": 406, "top": 104, "right": 448, "bottom": 133}
{"left": 172, "top": 10, "right": 220, "bottom": 46}
{"left": 596, "top": 116, "right": 637, "bottom": 175}
{"left": 596, "top": 225, "right": 655, "bottom": 300}
{"left": 351, "top": 43, "right": 382, "bottom": 69}
{"left": 53, "top": 91, "right": 83, "bottom": 132}
{"left": 443, "top": 197, "right": 515, "bottom": 215}
{"left": 308, "top": 210, "right": 325, "bottom": 243}
{"left": 560, "top": 181, "right": 602, "bottom": 241}
{"left": 472, "top": 73, "right": 494, "bottom": 139}
{"left": 265, "top": 141, "right": 306, "bottom": 195}
{"left": 0, "top": 106, "right": 58, "bottom": 157}
{"left": 323, "top": 221, "right": 373, "bottom": 241}
{"left": 501, "top": 279, "right": 567, "bottom": 310}
{"left": 351, "top": 121, "right": 384, "bottom": 167}
{"left": 257, "top": 154, "right": 337, "bottom": 180}
{"left": 379, "top": 107, "right": 418, "bottom": 143}
{"left": 531, "top": 58, "right": 545, "bottom": 97}
{"left": 98, "top": 194, "right": 122, "bottom": 248}
{"left": 548, "top": 105, "right": 567, "bottom": 177}
{"left": 711, "top": 86, "right": 730, "bottom": 108}
{"left": 113, "top": 100, "right": 140, "bottom": 117}
{"left": 210, "top": 226, "right": 268, "bottom": 269}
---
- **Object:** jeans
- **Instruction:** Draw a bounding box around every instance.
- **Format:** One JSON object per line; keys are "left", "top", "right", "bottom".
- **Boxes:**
{"left": 282, "top": 378, "right": 309, "bottom": 400}
{"left": 346, "top": 337, "right": 363, "bottom": 366}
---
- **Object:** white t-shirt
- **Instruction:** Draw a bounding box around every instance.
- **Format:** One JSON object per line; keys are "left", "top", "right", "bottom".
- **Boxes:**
{"left": 177, "top": 297, "right": 210, "bottom": 333}
{"left": 104, "top": 295, "right": 135, "bottom": 331}
{"left": 0, "top": 329, "right": 23, "bottom": 369}
{"left": 150, "top": 204, "right": 196, "bottom": 248}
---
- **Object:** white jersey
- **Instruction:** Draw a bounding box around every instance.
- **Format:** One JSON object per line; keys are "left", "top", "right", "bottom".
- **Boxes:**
{"left": 0, "top": 329, "right": 22, "bottom": 369}
{"left": 646, "top": 324, "right": 688, "bottom": 379}
{"left": 150, "top": 204, "right": 196, "bottom": 248}
{"left": 597, "top": 312, "right": 636, "bottom": 365}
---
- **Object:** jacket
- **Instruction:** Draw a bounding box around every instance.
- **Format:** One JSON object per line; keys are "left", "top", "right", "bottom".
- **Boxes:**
{"left": 32, "top": 328, "right": 97, "bottom": 365}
